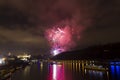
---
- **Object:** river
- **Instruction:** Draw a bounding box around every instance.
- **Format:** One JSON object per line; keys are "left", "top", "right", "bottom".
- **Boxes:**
{"left": 8, "top": 60, "right": 120, "bottom": 80}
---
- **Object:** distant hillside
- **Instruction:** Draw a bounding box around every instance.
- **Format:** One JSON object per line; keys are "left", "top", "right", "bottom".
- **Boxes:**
{"left": 52, "top": 43, "right": 120, "bottom": 60}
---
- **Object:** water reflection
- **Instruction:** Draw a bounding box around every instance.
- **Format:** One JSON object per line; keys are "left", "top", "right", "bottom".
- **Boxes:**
{"left": 63, "top": 60, "right": 109, "bottom": 80}
{"left": 110, "top": 62, "right": 120, "bottom": 80}
{"left": 23, "top": 66, "right": 30, "bottom": 76}
{"left": 37, "top": 61, "right": 43, "bottom": 72}
{"left": 85, "top": 70, "right": 108, "bottom": 80}
{"left": 48, "top": 63, "right": 65, "bottom": 80}
{"left": 7, "top": 60, "right": 120, "bottom": 80}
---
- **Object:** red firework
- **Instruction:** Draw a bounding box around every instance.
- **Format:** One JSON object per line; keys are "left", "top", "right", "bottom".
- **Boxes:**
{"left": 45, "top": 24, "right": 81, "bottom": 55}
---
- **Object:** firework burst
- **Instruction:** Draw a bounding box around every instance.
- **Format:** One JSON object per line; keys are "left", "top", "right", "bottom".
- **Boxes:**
{"left": 45, "top": 22, "right": 82, "bottom": 56}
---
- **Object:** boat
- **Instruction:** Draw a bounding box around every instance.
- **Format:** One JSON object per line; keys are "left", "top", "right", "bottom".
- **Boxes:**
{"left": 84, "top": 65, "right": 108, "bottom": 71}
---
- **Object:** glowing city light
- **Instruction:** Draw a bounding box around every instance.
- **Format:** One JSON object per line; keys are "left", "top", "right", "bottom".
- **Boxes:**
{"left": 53, "top": 50, "right": 59, "bottom": 56}
{"left": 0, "top": 59, "right": 2, "bottom": 64}
{"left": 0, "top": 58, "right": 6, "bottom": 65}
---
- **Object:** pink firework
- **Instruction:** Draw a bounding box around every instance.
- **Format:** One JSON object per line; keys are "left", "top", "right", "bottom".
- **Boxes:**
{"left": 45, "top": 24, "right": 81, "bottom": 56}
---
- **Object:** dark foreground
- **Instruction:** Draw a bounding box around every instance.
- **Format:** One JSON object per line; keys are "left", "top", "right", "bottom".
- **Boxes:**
{"left": 3, "top": 60, "right": 120, "bottom": 80}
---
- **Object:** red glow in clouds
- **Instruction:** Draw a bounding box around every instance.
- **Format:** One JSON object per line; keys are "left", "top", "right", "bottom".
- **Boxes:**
{"left": 45, "top": 24, "right": 82, "bottom": 55}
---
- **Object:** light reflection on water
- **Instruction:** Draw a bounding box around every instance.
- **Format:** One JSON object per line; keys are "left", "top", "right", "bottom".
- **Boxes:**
{"left": 23, "top": 66, "right": 30, "bottom": 76}
{"left": 110, "top": 62, "right": 120, "bottom": 80}
{"left": 85, "top": 70, "right": 106, "bottom": 80}
{"left": 48, "top": 63, "right": 65, "bottom": 80}
{"left": 10, "top": 60, "right": 120, "bottom": 80}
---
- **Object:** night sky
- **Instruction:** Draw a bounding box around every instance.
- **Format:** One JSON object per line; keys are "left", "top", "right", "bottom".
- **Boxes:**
{"left": 0, "top": 0, "right": 120, "bottom": 55}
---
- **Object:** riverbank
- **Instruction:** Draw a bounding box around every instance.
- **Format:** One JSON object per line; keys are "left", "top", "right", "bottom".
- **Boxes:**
{"left": 0, "top": 62, "right": 29, "bottom": 80}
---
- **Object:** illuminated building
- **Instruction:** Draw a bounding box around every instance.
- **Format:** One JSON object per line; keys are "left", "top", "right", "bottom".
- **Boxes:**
{"left": 17, "top": 54, "right": 31, "bottom": 61}
{"left": 0, "top": 57, "right": 6, "bottom": 66}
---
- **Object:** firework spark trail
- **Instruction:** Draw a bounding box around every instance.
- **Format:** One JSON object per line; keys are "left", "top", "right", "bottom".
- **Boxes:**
{"left": 45, "top": 23, "right": 82, "bottom": 55}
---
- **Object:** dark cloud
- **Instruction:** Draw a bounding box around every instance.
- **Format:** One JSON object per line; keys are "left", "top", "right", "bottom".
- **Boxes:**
{"left": 0, "top": 27, "right": 49, "bottom": 55}
{"left": 81, "top": 27, "right": 120, "bottom": 47}
{"left": 0, "top": 0, "right": 120, "bottom": 27}
{"left": 93, "top": 0, "right": 120, "bottom": 28}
